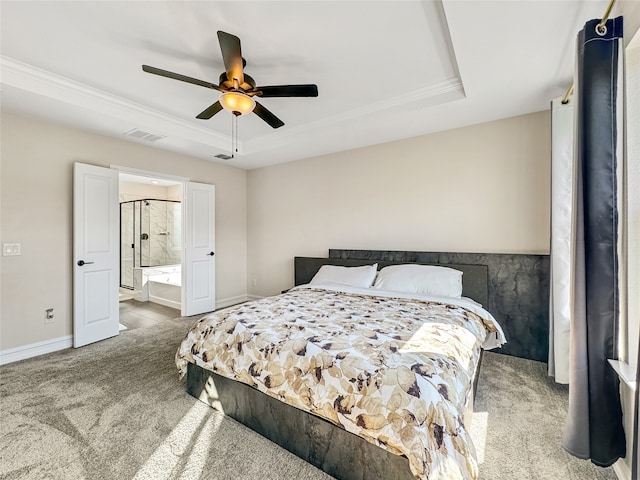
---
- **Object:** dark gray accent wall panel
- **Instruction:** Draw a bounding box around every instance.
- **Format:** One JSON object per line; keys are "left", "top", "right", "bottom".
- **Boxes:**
{"left": 329, "top": 249, "right": 550, "bottom": 363}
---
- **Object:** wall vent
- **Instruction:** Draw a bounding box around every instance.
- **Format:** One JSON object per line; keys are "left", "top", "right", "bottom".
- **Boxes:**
{"left": 123, "top": 128, "right": 166, "bottom": 142}
{"left": 214, "top": 153, "right": 233, "bottom": 160}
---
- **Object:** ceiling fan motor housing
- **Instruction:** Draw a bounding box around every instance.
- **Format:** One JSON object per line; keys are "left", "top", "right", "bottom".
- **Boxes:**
{"left": 219, "top": 72, "right": 256, "bottom": 93}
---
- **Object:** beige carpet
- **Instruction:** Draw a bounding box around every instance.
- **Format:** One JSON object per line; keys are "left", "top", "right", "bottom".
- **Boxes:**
{"left": 0, "top": 302, "right": 618, "bottom": 480}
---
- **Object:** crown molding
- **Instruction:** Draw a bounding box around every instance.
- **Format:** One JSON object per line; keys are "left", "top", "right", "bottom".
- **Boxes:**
{"left": 0, "top": 56, "right": 236, "bottom": 151}
{"left": 1, "top": 55, "right": 462, "bottom": 161}
{"left": 244, "top": 76, "right": 465, "bottom": 154}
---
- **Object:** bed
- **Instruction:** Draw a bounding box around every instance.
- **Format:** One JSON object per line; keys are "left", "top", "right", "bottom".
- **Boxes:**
{"left": 176, "top": 257, "right": 505, "bottom": 480}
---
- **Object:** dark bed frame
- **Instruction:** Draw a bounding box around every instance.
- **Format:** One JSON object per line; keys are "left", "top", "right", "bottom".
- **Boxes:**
{"left": 186, "top": 256, "right": 489, "bottom": 480}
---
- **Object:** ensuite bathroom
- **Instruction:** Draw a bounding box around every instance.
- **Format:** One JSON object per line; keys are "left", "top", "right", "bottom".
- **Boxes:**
{"left": 119, "top": 174, "right": 183, "bottom": 311}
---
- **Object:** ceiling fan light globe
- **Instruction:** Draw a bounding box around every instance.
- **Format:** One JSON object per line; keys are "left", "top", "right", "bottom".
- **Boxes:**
{"left": 219, "top": 92, "right": 255, "bottom": 116}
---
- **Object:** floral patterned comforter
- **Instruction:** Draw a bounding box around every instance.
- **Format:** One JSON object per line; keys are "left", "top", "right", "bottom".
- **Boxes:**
{"left": 175, "top": 285, "right": 505, "bottom": 480}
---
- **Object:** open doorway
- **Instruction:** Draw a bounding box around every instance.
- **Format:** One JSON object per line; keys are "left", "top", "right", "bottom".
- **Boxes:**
{"left": 118, "top": 172, "right": 183, "bottom": 313}
{"left": 73, "top": 163, "right": 215, "bottom": 346}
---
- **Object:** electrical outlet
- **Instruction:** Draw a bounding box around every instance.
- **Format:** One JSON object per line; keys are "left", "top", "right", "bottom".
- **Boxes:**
{"left": 251, "top": 278, "right": 257, "bottom": 287}
{"left": 45, "top": 308, "right": 54, "bottom": 324}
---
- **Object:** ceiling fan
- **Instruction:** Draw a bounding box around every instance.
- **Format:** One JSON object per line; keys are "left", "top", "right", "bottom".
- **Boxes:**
{"left": 142, "top": 31, "right": 318, "bottom": 129}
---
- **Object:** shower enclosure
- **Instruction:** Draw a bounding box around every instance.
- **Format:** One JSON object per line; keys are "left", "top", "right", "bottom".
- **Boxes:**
{"left": 120, "top": 199, "right": 182, "bottom": 289}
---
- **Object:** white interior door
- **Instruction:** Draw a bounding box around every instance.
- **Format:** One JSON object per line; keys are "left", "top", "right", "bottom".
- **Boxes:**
{"left": 183, "top": 182, "right": 216, "bottom": 316}
{"left": 73, "top": 162, "right": 119, "bottom": 347}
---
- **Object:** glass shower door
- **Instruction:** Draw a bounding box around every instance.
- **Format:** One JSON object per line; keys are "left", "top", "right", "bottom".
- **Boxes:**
{"left": 120, "top": 202, "right": 135, "bottom": 289}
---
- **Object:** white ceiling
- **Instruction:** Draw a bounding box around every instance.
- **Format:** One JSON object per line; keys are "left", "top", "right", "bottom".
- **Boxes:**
{"left": 0, "top": 1, "right": 608, "bottom": 170}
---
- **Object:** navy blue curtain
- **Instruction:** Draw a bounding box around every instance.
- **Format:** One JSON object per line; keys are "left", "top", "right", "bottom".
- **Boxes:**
{"left": 561, "top": 16, "right": 626, "bottom": 467}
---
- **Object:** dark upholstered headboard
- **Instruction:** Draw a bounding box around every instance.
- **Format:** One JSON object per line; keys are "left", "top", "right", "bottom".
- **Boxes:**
{"left": 294, "top": 257, "right": 489, "bottom": 307}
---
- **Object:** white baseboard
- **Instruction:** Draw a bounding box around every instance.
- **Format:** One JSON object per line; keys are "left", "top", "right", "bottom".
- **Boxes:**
{"left": 613, "top": 458, "right": 631, "bottom": 480}
{"left": 245, "top": 294, "right": 265, "bottom": 302}
{"left": 216, "top": 294, "right": 251, "bottom": 310}
{"left": 0, "top": 294, "right": 255, "bottom": 365}
{"left": 149, "top": 295, "right": 181, "bottom": 310}
{"left": 0, "top": 335, "right": 73, "bottom": 365}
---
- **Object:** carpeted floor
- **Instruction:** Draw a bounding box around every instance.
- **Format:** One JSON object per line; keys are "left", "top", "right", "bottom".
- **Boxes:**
{"left": 0, "top": 300, "right": 618, "bottom": 480}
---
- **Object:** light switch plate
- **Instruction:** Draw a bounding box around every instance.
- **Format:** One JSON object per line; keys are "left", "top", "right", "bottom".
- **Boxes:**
{"left": 3, "top": 243, "right": 21, "bottom": 256}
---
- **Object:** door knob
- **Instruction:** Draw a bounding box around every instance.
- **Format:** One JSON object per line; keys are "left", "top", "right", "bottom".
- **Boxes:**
{"left": 207, "top": 252, "right": 215, "bottom": 256}
{"left": 77, "top": 260, "right": 94, "bottom": 266}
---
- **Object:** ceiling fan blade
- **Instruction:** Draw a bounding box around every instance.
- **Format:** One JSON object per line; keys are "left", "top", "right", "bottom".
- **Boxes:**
{"left": 257, "top": 84, "right": 319, "bottom": 98}
{"left": 142, "top": 65, "right": 223, "bottom": 91}
{"left": 253, "top": 101, "right": 284, "bottom": 129}
{"left": 217, "top": 31, "right": 244, "bottom": 86}
{"left": 196, "top": 101, "right": 223, "bottom": 119}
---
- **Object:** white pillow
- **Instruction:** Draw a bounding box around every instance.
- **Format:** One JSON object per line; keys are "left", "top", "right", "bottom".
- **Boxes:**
{"left": 309, "top": 263, "right": 378, "bottom": 288}
{"left": 372, "top": 264, "right": 463, "bottom": 298}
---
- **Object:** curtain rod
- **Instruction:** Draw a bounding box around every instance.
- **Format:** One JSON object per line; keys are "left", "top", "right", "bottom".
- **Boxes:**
{"left": 561, "top": 0, "right": 616, "bottom": 105}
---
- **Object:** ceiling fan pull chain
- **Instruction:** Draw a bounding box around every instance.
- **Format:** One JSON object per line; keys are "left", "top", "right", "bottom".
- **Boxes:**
{"left": 231, "top": 114, "right": 237, "bottom": 158}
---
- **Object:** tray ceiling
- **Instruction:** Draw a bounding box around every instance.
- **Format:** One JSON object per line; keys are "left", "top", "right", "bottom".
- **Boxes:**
{"left": 0, "top": 1, "right": 607, "bottom": 169}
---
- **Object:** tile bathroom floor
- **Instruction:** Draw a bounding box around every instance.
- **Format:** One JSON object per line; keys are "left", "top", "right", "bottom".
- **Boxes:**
{"left": 119, "top": 299, "right": 182, "bottom": 330}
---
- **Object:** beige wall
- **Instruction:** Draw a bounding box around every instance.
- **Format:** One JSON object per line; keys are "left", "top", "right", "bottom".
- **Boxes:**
{"left": 0, "top": 109, "right": 552, "bottom": 351}
{"left": 0, "top": 111, "right": 247, "bottom": 351}
{"left": 247, "top": 111, "right": 551, "bottom": 296}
